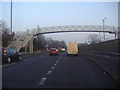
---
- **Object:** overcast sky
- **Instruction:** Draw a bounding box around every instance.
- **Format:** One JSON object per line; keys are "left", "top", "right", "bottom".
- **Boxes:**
{"left": 1, "top": 1, "right": 118, "bottom": 44}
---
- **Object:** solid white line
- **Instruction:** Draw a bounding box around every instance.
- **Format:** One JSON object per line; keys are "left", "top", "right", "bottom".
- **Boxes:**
{"left": 1, "top": 65, "right": 8, "bottom": 67}
{"left": 38, "top": 55, "right": 44, "bottom": 57}
{"left": 24, "top": 58, "right": 33, "bottom": 61}
{"left": 51, "top": 53, "right": 64, "bottom": 69}
{"left": 11, "top": 62, "right": 16, "bottom": 65}
{"left": 2, "top": 62, "right": 16, "bottom": 67}
{"left": 58, "top": 52, "right": 64, "bottom": 61}
{"left": 55, "top": 53, "right": 65, "bottom": 64}
{"left": 2, "top": 58, "right": 34, "bottom": 68}
{"left": 38, "top": 78, "right": 47, "bottom": 85}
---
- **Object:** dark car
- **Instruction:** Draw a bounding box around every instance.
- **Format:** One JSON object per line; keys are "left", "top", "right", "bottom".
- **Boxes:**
{"left": 1, "top": 48, "right": 22, "bottom": 63}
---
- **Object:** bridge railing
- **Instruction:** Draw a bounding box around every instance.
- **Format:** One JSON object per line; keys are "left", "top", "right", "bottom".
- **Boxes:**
{"left": 34, "top": 25, "right": 118, "bottom": 36}
{"left": 21, "top": 29, "right": 36, "bottom": 48}
{"left": 7, "top": 30, "right": 31, "bottom": 51}
{"left": 7, "top": 35, "right": 20, "bottom": 48}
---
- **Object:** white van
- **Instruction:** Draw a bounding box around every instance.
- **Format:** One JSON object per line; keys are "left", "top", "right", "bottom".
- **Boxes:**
{"left": 67, "top": 42, "right": 78, "bottom": 56}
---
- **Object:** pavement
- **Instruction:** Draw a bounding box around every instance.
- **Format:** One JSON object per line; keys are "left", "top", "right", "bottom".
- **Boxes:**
{"left": 79, "top": 52, "right": 119, "bottom": 85}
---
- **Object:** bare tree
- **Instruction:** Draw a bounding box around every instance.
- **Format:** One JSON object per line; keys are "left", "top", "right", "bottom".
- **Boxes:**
{"left": 88, "top": 34, "right": 101, "bottom": 44}
{"left": 46, "top": 38, "right": 66, "bottom": 49}
{"left": 0, "top": 20, "right": 11, "bottom": 47}
{"left": 33, "top": 34, "right": 47, "bottom": 51}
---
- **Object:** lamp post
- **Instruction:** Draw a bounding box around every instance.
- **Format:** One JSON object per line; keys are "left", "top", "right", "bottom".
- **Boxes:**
{"left": 103, "top": 17, "right": 106, "bottom": 42}
{"left": 118, "top": 27, "right": 120, "bottom": 39}
{"left": 10, "top": 0, "right": 12, "bottom": 47}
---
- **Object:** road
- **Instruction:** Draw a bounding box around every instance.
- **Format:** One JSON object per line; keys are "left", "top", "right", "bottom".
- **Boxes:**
{"left": 2, "top": 52, "right": 118, "bottom": 88}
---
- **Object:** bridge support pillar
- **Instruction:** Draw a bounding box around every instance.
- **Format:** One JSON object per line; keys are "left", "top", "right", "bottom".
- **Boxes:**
{"left": 30, "top": 37, "right": 33, "bottom": 53}
{"left": 25, "top": 46, "right": 27, "bottom": 53}
{"left": 115, "top": 33, "right": 117, "bottom": 39}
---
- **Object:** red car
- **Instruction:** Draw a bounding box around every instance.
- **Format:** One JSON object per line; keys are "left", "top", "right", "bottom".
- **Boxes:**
{"left": 48, "top": 48, "right": 59, "bottom": 55}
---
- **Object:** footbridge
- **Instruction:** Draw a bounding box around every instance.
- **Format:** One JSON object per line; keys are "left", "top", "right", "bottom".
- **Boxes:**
{"left": 34, "top": 25, "right": 118, "bottom": 35}
{"left": 8, "top": 25, "right": 118, "bottom": 53}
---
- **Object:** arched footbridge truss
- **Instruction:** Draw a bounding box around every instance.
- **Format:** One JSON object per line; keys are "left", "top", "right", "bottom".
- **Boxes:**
{"left": 33, "top": 25, "right": 118, "bottom": 35}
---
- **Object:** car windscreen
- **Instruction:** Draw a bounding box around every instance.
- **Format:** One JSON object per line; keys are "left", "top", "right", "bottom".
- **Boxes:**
{"left": 51, "top": 49, "right": 56, "bottom": 51}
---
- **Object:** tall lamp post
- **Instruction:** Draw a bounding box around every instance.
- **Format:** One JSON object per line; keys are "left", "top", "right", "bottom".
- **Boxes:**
{"left": 10, "top": 0, "right": 12, "bottom": 47}
{"left": 103, "top": 17, "right": 106, "bottom": 42}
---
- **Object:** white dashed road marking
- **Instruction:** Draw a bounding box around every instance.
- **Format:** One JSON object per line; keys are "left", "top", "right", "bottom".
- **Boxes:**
{"left": 56, "top": 61, "right": 58, "bottom": 64}
{"left": 38, "top": 53, "right": 65, "bottom": 85}
{"left": 51, "top": 66, "right": 55, "bottom": 69}
{"left": 38, "top": 78, "right": 47, "bottom": 85}
{"left": 47, "top": 70, "right": 52, "bottom": 75}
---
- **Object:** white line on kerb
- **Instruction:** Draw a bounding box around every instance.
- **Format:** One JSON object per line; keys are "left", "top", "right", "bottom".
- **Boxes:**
{"left": 2, "top": 58, "right": 33, "bottom": 68}
{"left": 2, "top": 65, "right": 8, "bottom": 67}
{"left": 2, "top": 62, "right": 16, "bottom": 67}
{"left": 38, "top": 78, "right": 47, "bottom": 85}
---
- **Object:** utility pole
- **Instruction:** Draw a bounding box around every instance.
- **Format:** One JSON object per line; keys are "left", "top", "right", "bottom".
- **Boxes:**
{"left": 103, "top": 17, "right": 106, "bottom": 42}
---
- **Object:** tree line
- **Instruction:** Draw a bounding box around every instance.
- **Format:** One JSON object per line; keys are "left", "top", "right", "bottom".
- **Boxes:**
{"left": 0, "top": 20, "right": 67, "bottom": 52}
{"left": 33, "top": 35, "right": 67, "bottom": 52}
{"left": 0, "top": 20, "right": 15, "bottom": 48}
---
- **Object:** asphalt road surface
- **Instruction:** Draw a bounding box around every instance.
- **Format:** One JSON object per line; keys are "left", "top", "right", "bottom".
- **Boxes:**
{"left": 2, "top": 52, "right": 118, "bottom": 88}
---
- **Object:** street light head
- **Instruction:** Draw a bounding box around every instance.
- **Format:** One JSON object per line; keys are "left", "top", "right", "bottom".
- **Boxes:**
{"left": 105, "top": 17, "right": 106, "bottom": 20}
